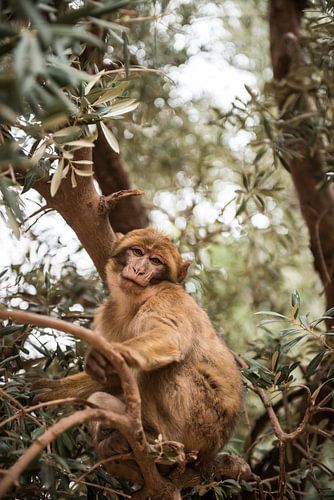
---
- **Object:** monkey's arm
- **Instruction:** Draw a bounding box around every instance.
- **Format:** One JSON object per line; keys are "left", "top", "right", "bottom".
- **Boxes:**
{"left": 87, "top": 321, "right": 192, "bottom": 376}
{"left": 120, "top": 325, "right": 190, "bottom": 371}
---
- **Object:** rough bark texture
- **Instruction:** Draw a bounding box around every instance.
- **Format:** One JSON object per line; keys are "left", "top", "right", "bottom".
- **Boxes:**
{"left": 93, "top": 127, "right": 148, "bottom": 234}
{"left": 251, "top": 0, "right": 334, "bottom": 492}
{"left": 34, "top": 148, "right": 116, "bottom": 280}
{"left": 269, "top": 0, "right": 334, "bottom": 313}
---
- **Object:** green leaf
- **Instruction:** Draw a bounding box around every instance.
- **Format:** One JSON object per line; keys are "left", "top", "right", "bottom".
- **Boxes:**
{"left": 0, "top": 324, "right": 25, "bottom": 336}
{"left": 271, "top": 351, "right": 280, "bottom": 372}
{"left": 50, "top": 158, "right": 65, "bottom": 197}
{"left": 255, "top": 311, "right": 288, "bottom": 319}
{"left": 291, "top": 290, "right": 300, "bottom": 307}
{"left": 102, "top": 99, "right": 139, "bottom": 117}
{"left": 282, "top": 335, "right": 304, "bottom": 352}
{"left": 0, "top": 177, "right": 24, "bottom": 222}
{"left": 305, "top": 350, "right": 326, "bottom": 377}
{"left": 90, "top": 82, "right": 129, "bottom": 106}
{"left": 100, "top": 121, "right": 120, "bottom": 153}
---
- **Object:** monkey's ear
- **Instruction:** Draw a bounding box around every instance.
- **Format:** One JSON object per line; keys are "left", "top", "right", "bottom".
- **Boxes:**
{"left": 177, "top": 260, "right": 191, "bottom": 283}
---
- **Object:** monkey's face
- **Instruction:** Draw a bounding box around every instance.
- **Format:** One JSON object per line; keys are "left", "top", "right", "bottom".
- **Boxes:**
{"left": 119, "top": 246, "right": 168, "bottom": 293}
{"left": 107, "top": 228, "right": 191, "bottom": 294}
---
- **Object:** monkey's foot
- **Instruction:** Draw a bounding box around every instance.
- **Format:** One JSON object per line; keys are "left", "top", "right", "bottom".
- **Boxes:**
{"left": 148, "top": 439, "right": 186, "bottom": 465}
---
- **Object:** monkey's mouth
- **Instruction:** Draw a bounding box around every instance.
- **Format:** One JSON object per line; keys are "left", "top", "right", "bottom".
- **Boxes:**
{"left": 120, "top": 274, "right": 147, "bottom": 288}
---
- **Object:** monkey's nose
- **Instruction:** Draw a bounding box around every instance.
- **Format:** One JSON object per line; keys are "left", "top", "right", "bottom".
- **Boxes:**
{"left": 133, "top": 267, "right": 145, "bottom": 276}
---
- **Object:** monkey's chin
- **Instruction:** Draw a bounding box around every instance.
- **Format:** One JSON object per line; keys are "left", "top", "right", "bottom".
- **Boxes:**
{"left": 120, "top": 276, "right": 146, "bottom": 294}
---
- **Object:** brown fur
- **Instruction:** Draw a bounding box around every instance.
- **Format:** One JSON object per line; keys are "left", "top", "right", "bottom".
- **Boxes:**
{"left": 37, "top": 228, "right": 242, "bottom": 466}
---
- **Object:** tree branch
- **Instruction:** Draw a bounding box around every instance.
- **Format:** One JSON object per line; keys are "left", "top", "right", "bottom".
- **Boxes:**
{"left": 0, "top": 308, "right": 256, "bottom": 498}
{"left": 33, "top": 148, "right": 116, "bottom": 280}
{"left": 93, "top": 133, "right": 148, "bottom": 233}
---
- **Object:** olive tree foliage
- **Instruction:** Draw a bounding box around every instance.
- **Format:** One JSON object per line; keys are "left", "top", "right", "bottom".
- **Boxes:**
{"left": 0, "top": 0, "right": 334, "bottom": 499}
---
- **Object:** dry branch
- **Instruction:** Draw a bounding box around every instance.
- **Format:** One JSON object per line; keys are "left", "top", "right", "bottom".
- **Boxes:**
{"left": 98, "top": 188, "right": 145, "bottom": 215}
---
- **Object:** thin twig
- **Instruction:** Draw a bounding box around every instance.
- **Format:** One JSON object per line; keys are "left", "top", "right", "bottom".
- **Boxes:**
{"left": 74, "top": 452, "right": 133, "bottom": 484}
{"left": 0, "top": 397, "right": 97, "bottom": 429}
{"left": 70, "top": 478, "right": 131, "bottom": 498}
{"left": 0, "top": 408, "right": 130, "bottom": 498}
{"left": 0, "top": 388, "right": 41, "bottom": 428}
{"left": 98, "top": 189, "right": 145, "bottom": 215}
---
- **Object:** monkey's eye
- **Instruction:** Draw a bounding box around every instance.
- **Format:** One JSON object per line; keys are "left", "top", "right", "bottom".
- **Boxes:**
{"left": 132, "top": 247, "right": 144, "bottom": 256}
{"left": 150, "top": 256, "right": 163, "bottom": 266}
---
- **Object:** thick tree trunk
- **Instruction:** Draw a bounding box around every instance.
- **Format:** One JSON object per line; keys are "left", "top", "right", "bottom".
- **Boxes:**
{"left": 93, "top": 132, "right": 148, "bottom": 234}
{"left": 269, "top": 0, "right": 334, "bottom": 312}
{"left": 34, "top": 148, "right": 116, "bottom": 280}
{"left": 250, "top": 0, "right": 334, "bottom": 492}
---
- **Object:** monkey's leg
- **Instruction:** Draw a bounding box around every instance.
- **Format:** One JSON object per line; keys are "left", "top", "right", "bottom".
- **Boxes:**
{"left": 88, "top": 391, "right": 130, "bottom": 456}
{"left": 87, "top": 392, "right": 143, "bottom": 483}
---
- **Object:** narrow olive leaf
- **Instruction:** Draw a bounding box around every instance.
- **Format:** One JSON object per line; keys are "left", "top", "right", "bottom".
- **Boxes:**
{"left": 5, "top": 207, "right": 20, "bottom": 239}
{"left": 305, "top": 350, "right": 326, "bottom": 378}
{"left": 50, "top": 158, "right": 64, "bottom": 197}
{"left": 14, "top": 32, "right": 30, "bottom": 81}
{"left": 103, "top": 99, "right": 139, "bottom": 117}
{"left": 0, "top": 325, "right": 25, "bottom": 336}
{"left": 62, "top": 164, "right": 70, "bottom": 178}
{"left": 291, "top": 290, "right": 300, "bottom": 307}
{"left": 323, "top": 306, "right": 334, "bottom": 317}
{"left": 235, "top": 199, "right": 247, "bottom": 216}
{"left": 65, "top": 139, "right": 95, "bottom": 147}
{"left": 91, "top": 82, "right": 129, "bottom": 105}
{"left": 0, "top": 269, "right": 8, "bottom": 279}
{"left": 84, "top": 70, "right": 105, "bottom": 96}
{"left": 282, "top": 335, "right": 304, "bottom": 352}
{"left": 52, "top": 126, "right": 81, "bottom": 137}
{"left": 0, "top": 178, "right": 24, "bottom": 222}
{"left": 244, "top": 84, "right": 256, "bottom": 98}
{"left": 271, "top": 351, "right": 280, "bottom": 372}
{"left": 263, "top": 117, "right": 272, "bottom": 139}
{"left": 31, "top": 142, "right": 47, "bottom": 163}
{"left": 255, "top": 311, "right": 289, "bottom": 319}
{"left": 71, "top": 168, "right": 77, "bottom": 188}
{"left": 90, "top": 16, "right": 130, "bottom": 34}
{"left": 72, "top": 160, "right": 93, "bottom": 165}
{"left": 73, "top": 168, "right": 94, "bottom": 176}
{"left": 100, "top": 121, "right": 120, "bottom": 153}
{"left": 22, "top": 168, "right": 39, "bottom": 193}
{"left": 274, "top": 371, "right": 282, "bottom": 386}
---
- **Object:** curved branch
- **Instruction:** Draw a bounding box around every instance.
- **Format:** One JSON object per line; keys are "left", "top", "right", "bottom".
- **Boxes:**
{"left": 0, "top": 408, "right": 129, "bottom": 498}
{"left": 0, "top": 309, "right": 180, "bottom": 497}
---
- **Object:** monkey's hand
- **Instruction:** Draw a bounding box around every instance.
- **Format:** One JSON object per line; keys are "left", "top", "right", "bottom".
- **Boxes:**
{"left": 85, "top": 345, "right": 143, "bottom": 383}
{"left": 85, "top": 348, "right": 117, "bottom": 384}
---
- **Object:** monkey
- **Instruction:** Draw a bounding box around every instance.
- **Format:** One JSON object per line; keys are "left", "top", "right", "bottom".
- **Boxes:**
{"left": 37, "top": 228, "right": 242, "bottom": 470}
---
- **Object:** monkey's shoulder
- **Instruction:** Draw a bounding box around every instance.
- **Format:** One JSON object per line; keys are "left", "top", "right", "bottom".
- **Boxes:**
{"left": 141, "top": 281, "right": 202, "bottom": 315}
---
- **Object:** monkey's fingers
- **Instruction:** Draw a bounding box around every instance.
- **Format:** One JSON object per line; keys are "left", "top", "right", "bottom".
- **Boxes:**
{"left": 85, "top": 348, "right": 116, "bottom": 383}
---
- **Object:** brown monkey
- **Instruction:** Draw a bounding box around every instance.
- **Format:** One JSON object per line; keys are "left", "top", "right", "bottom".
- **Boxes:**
{"left": 38, "top": 228, "right": 242, "bottom": 466}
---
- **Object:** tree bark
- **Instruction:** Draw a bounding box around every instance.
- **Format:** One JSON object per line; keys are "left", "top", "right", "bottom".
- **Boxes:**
{"left": 250, "top": 0, "right": 334, "bottom": 492}
{"left": 269, "top": 0, "right": 334, "bottom": 313}
{"left": 34, "top": 148, "right": 116, "bottom": 280}
{"left": 93, "top": 132, "right": 148, "bottom": 234}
